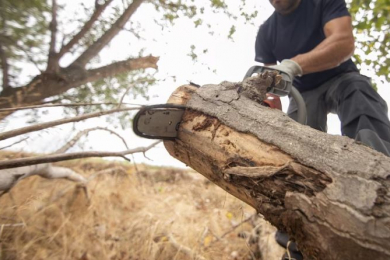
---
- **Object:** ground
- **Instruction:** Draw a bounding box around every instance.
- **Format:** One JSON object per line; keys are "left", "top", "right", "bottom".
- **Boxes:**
{"left": 0, "top": 152, "right": 283, "bottom": 260}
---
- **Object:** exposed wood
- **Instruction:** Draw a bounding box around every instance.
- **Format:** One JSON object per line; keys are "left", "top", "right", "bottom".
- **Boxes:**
{"left": 164, "top": 82, "right": 390, "bottom": 260}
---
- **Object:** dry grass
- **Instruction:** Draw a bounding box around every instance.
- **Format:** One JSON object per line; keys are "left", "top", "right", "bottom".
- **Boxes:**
{"left": 0, "top": 153, "right": 282, "bottom": 260}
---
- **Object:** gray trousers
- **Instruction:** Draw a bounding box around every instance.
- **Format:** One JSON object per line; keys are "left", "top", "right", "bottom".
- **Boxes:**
{"left": 288, "top": 72, "right": 390, "bottom": 156}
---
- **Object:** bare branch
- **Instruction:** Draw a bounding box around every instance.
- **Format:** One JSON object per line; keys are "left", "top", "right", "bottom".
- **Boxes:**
{"left": 85, "top": 55, "right": 159, "bottom": 83}
{"left": 36, "top": 166, "right": 125, "bottom": 212}
{"left": 47, "top": 0, "right": 58, "bottom": 72}
{"left": 58, "top": 0, "right": 114, "bottom": 58}
{"left": 118, "top": 84, "right": 135, "bottom": 108}
{"left": 215, "top": 214, "right": 255, "bottom": 241}
{"left": 0, "top": 164, "right": 86, "bottom": 194}
{"left": 0, "top": 42, "right": 10, "bottom": 89}
{"left": 71, "top": 0, "right": 145, "bottom": 67}
{"left": 0, "top": 102, "right": 141, "bottom": 113}
{"left": 0, "top": 106, "right": 139, "bottom": 141}
{"left": 0, "top": 141, "right": 161, "bottom": 170}
{"left": 0, "top": 137, "right": 29, "bottom": 150}
{"left": 0, "top": 223, "right": 25, "bottom": 227}
{"left": 54, "top": 127, "right": 129, "bottom": 154}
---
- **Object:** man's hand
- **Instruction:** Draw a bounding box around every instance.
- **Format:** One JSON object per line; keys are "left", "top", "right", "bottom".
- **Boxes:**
{"left": 269, "top": 59, "right": 303, "bottom": 80}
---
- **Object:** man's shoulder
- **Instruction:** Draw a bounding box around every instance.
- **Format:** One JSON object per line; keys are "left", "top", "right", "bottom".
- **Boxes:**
{"left": 260, "top": 12, "right": 277, "bottom": 31}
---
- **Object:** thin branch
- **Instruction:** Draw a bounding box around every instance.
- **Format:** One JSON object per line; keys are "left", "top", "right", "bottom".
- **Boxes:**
{"left": 47, "top": 0, "right": 58, "bottom": 72}
{"left": 118, "top": 84, "right": 135, "bottom": 108}
{"left": 0, "top": 106, "right": 140, "bottom": 141}
{"left": 0, "top": 223, "right": 25, "bottom": 228}
{"left": 0, "top": 42, "right": 10, "bottom": 89}
{"left": 0, "top": 102, "right": 141, "bottom": 113}
{"left": 58, "top": 0, "right": 113, "bottom": 58}
{"left": 54, "top": 127, "right": 129, "bottom": 154}
{"left": 207, "top": 214, "right": 255, "bottom": 247}
{"left": 0, "top": 141, "right": 161, "bottom": 170}
{"left": 85, "top": 55, "right": 158, "bottom": 83}
{"left": 0, "top": 137, "right": 29, "bottom": 150}
{"left": 70, "top": 0, "right": 145, "bottom": 67}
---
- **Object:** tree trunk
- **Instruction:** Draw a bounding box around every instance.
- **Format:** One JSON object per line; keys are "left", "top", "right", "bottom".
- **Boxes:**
{"left": 163, "top": 82, "right": 390, "bottom": 260}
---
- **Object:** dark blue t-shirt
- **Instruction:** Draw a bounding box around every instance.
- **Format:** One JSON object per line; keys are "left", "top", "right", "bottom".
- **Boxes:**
{"left": 255, "top": 0, "right": 358, "bottom": 91}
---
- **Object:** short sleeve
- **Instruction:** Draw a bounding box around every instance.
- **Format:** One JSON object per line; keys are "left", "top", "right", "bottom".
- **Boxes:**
{"left": 321, "top": 0, "right": 350, "bottom": 27}
{"left": 255, "top": 25, "right": 277, "bottom": 64}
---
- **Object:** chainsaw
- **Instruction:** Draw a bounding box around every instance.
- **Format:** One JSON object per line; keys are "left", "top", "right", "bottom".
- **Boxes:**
{"left": 133, "top": 66, "right": 307, "bottom": 140}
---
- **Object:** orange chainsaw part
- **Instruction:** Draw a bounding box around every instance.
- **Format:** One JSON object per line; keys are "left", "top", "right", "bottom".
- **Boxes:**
{"left": 263, "top": 93, "right": 282, "bottom": 110}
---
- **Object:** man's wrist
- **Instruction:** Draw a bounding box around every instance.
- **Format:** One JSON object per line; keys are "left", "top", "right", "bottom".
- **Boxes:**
{"left": 281, "top": 59, "right": 303, "bottom": 77}
{"left": 291, "top": 56, "right": 304, "bottom": 75}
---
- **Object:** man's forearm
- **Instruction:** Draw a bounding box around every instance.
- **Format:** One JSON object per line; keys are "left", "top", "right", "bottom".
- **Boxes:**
{"left": 291, "top": 33, "right": 354, "bottom": 75}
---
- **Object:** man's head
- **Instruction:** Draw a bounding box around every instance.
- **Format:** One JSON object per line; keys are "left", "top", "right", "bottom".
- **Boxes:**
{"left": 269, "top": 0, "right": 301, "bottom": 15}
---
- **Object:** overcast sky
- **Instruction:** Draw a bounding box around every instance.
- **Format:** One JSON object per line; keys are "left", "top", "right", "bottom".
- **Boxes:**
{"left": 3, "top": 0, "right": 390, "bottom": 168}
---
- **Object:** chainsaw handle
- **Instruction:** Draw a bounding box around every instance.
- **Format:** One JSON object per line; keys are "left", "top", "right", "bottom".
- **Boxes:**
{"left": 244, "top": 65, "right": 307, "bottom": 125}
{"left": 290, "top": 86, "right": 307, "bottom": 125}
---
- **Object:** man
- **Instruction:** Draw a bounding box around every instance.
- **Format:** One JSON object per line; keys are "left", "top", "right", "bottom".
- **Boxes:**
{"left": 255, "top": 0, "right": 390, "bottom": 259}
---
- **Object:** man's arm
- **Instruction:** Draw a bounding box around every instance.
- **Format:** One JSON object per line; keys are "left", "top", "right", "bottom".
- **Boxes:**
{"left": 291, "top": 16, "right": 355, "bottom": 75}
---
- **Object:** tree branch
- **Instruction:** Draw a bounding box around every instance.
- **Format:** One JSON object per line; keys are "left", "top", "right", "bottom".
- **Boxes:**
{"left": 0, "top": 137, "right": 29, "bottom": 150}
{"left": 58, "top": 0, "right": 113, "bottom": 58}
{"left": 0, "top": 106, "right": 140, "bottom": 141}
{"left": 54, "top": 127, "right": 129, "bottom": 154}
{"left": 47, "top": 0, "right": 58, "bottom": 72}
{"left": 0, "top": 102, "right": 141, "bottom": 113}
{"left": 0, "top": 42, "right": 10, "bottom": 89}
{"left": 85, "top": 55, "right": 159, "bottom": 83}
{"left": 70, "top": 0, "right": 145, "bottom": 68}
{"left": 0, "top": 141, "right": 161, "bottom": 170}
{"left": 0, "top": 164, "right": 87, "bottom": 194}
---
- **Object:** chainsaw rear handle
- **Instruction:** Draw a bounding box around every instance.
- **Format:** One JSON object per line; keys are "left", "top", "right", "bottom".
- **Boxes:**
{"left": 244, "top": 65, "right": 307, "bottom": 125}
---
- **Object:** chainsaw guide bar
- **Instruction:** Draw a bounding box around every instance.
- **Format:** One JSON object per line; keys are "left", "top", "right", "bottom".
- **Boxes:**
{"left": 133, "top": 104, "right": 186, "bottom": 140}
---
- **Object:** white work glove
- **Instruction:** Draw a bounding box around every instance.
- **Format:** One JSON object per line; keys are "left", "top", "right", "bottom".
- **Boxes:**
{"left": 269, "top": 59, "right": 303, "bottom": 80}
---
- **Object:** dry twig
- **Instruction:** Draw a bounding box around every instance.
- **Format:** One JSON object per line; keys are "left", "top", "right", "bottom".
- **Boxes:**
{"left": 0, "top": 141, "right": 161, "bottom": 170}
{"left": 0, "top": 102, "right": 141, "bottom": 113}
{"left": 54, "top": 127, "right": 129, "bottom": 154}
{"left": 0, "top": 137, "right": 29, "bottom": 150}
{"left": 0, "top": 107, "right": 139, "bottom": 141}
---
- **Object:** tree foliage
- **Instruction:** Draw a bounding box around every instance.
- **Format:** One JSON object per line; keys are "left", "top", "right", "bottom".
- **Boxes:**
{"left": 348, "top": 0, "right": 390, "bottom": 83}
{"left": 0, "top": 0, "right": 50, "bottom": 88}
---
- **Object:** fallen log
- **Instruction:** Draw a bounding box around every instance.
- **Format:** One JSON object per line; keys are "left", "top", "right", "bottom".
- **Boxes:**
{"left": 163, "top": 78, "right": 390, "bottom": 260}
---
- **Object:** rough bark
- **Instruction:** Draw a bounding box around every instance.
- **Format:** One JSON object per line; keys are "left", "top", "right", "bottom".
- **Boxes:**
{"left": 163, "top": 82, "right": 390, "bottom": 260}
